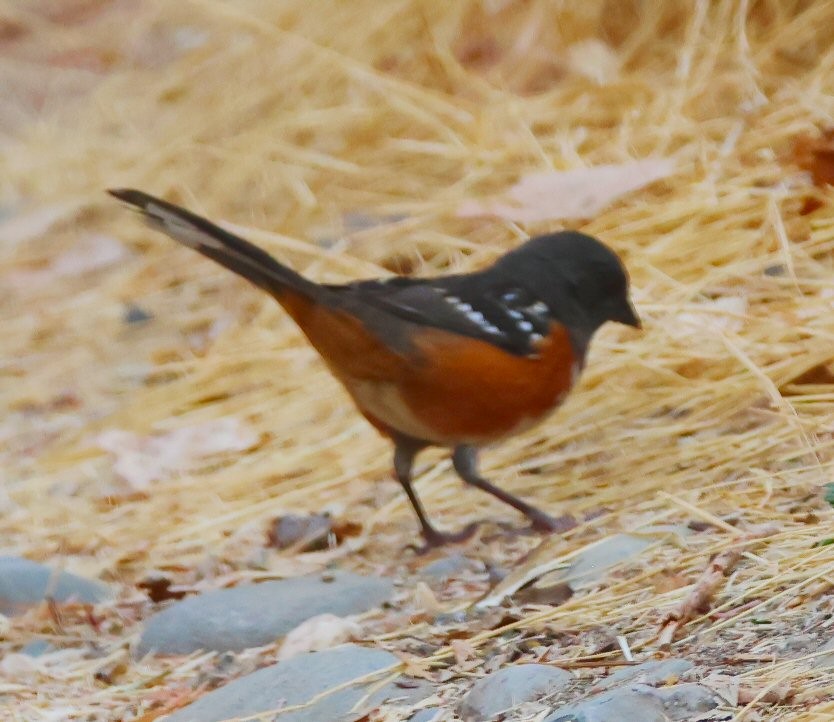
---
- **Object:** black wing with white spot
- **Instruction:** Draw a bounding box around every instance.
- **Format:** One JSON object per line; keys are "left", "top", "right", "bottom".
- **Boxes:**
{"left": 332, "top": 275, "right": 556, "bottom": 357}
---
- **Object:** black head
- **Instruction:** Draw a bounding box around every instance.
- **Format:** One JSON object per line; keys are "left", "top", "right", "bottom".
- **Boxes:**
{"left": 488, "top": 231, "right": 639, "bottom": 346}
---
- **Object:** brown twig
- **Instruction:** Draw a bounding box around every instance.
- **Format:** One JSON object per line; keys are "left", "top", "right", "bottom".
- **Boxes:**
{"left": 46, "top": 597, "right": 65, "bottom": 634}
{"left": 658, "top": 525, "right": 779, "bottom": 647}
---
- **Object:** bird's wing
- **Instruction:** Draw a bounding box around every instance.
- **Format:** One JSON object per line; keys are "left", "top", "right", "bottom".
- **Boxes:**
{"left": 330, "top": 275, "right": 555, "bottom": 357}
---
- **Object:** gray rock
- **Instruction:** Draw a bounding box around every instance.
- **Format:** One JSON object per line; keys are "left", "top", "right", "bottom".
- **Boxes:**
{"left": 595, "top": 658, "right": 693, "bottom": 690}
{"left": 477, "top": 527, "right": 692, "bottom": 608}
{"left": 20, "top": 640, "right": 54, "bottom": 656}
{"left": 546, "top": 683, "right": 718, "bottom": 722}
{"left": 546, "top": 687, "right": 667, "bottom": 722}
{"left": 0, "top": 556, "right": 110, "bottom": 615}
{"left": 123, "top": 304, "right": 153, "bottom": 324}
{"left": 268, "top": 514, "right": 332, "bottom": 552}
{"left": 561, "top": 528, "right": 688, "bottom": 590}
{"left": 164, "top": 644, "right": 433, "bottom": 722}
{"left": 460, "top": 664, "right": 573, "bottom": 721}
{"left": 137, "top": 571, "right": 393, "bottom": 656}
{"left": 420, "top": 554, "right": 478, "bottom": 581}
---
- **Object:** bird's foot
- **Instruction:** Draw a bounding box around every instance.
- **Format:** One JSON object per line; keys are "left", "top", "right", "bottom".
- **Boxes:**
{"left": 527, "top": 511, "right": 578, "bottom": 534}
{"left": 408, "top": 522, "right": 480, "bottom": 554}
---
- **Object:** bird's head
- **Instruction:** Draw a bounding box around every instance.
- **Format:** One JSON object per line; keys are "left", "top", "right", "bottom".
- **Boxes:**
{"left": 491, "top": 231, "right": 640, "bottom": 347}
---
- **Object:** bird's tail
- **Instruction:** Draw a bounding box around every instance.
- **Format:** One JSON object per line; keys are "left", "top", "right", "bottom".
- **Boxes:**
{"left": 108, "top": 189, "right": 318, "bottom": 300}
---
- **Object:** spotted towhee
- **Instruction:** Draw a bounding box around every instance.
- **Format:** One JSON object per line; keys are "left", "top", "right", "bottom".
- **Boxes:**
{"left": 109, "top": 189, "right": 640, "bottom": 549}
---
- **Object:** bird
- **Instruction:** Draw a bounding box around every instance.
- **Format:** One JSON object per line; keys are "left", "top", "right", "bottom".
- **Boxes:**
{"left": 109, "top": 189, "right": 640, "bottom": 550}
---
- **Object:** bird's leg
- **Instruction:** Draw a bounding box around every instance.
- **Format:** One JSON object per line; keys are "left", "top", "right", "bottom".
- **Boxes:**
{"left": 451, "top": 445, "right": 576, "bottom": 533}
{"left": 394, "top": 440, "right": 478, "bottom": 552}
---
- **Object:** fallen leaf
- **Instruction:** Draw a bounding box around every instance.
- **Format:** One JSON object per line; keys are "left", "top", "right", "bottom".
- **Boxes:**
{"left": 412, "top": 581, "right": 442, "bottom": 614}
{"left": 137, "top": 575, "right": 190, "bottom": 603}
{"left": 94, "top": 417, "right": 259, "bottom": 490}
{"left": 136, "top": 683, "right": 207, "bottom": 722}
{"left": 652, "top": 572, "right": 691, "bottom": 594}
{"left": 793, "top": 127, "right": 834, "bottom": 186}
{"left": 331, "top": 519, "right": 364, "bottom": 541}
{"left": 450, "top": 638, "right": 478, "bottom": 666}
{"left": 277, "top": 613, "right": 361, "bottom": 661}
{"left": 514, "top": 581, "right": 574, "bottom": 606}
{"left": 458, "top": 159, "right": 674, "bottom": 223}
{"left": 701, "top": 673, "right": 740, "bottom": 706}
{"left": 800, "top": 196, "right": 825, "bottom": 215}
{"left": 455, "top": 34, "right": 502, "bottom": 70}
{"left": 0, "top": 17, "right": 27, "bottom": 43}
{"left": 0, "top": 201, "right": 84, "bottom": 248}
{"left": 783, "top": 363, "right": 834, "bottom": 389}
{"left": 398, "top": 654, "right": 437, "bottom": 681}
{"left": 7, "top": 234, "right": 129, "bottom": 289}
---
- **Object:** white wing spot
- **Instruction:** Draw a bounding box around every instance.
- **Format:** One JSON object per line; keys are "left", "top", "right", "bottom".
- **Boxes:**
{"left": 147, "top": 203, "right": 224, "bottom": 250}
{"left": 518, "top": 320, "right": 534, "bottom": 332}
{"left": 507, "top": 309, "right": 523, "bottom": 320}
{"left": 528, "top": 301, "right": 549, "bottom": 315}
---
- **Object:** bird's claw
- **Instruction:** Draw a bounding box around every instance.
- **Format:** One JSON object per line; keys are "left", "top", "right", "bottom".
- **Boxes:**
{"left": 528, "top": 511, "right": 578, "bottom": 534}
{"left": 407, "top": 522, "right": 480, "bottom": 554}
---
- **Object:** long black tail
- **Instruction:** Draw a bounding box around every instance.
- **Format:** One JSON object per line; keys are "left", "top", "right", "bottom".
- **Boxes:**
{"left": 108, "top": 189, "right": 318, "bottom": 299}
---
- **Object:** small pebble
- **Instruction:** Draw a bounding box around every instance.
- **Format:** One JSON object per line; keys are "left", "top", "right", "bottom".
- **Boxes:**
{"left": 267, "top": 513, "right": 333, "bottom": 551}
{"left": 419, "top": 553, "right": 478, "bottom": 582}
{"left": 20, "top": 640, "right": 54, "bottom": 657}
{"left": 459, "top": 664, "right": 573, "bottom": 721}
{"left": 595, "top": 658, "right": 693, "bottom": 690}
{"left": 123, "top": 303, "right": 154, "bottom": 324}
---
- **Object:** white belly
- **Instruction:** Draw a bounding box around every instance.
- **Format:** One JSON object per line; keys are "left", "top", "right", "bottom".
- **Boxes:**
{"left": 349, "top": 379, "right": 443, "bottom": 442}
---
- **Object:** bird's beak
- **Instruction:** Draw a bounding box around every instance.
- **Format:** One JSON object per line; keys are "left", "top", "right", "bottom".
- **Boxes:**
{"left": 613, "top": 300, "right": 641, "bottom": 329}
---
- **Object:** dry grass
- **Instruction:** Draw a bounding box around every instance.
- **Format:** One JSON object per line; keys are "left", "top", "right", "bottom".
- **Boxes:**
{"left": 2, "top": 0, "right": 834, "bottom": 719}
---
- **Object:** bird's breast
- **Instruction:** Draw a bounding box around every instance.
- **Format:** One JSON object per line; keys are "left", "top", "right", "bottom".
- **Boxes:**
{"left": 352, "top": 323, "right": 581, "bottom": 446}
